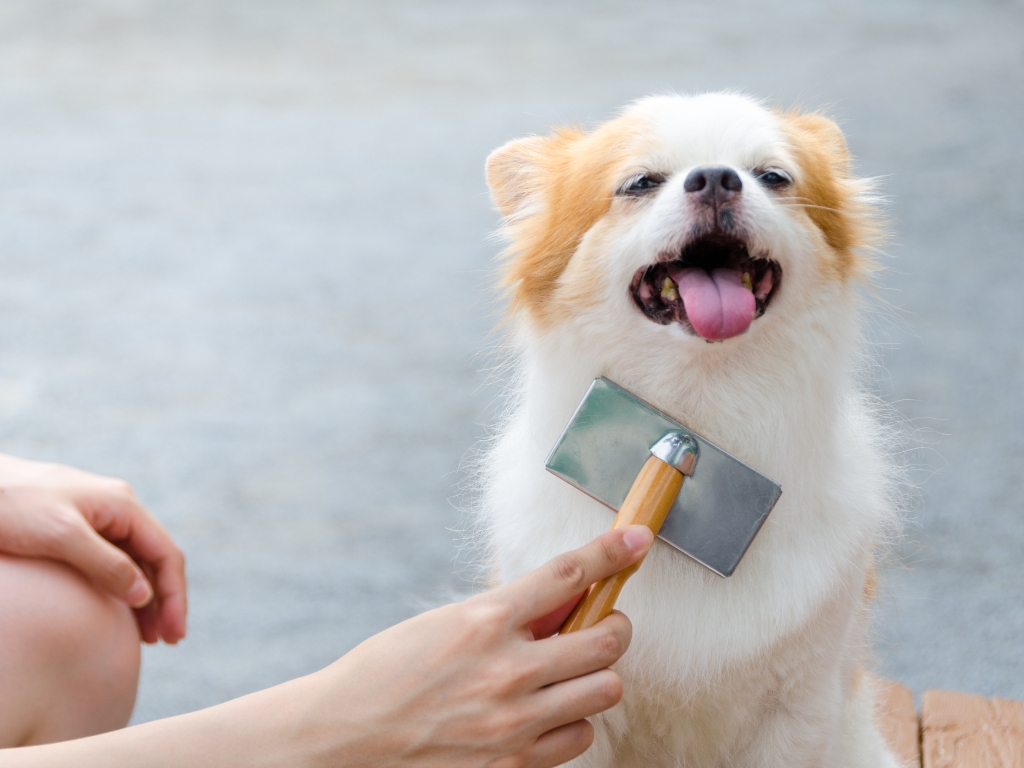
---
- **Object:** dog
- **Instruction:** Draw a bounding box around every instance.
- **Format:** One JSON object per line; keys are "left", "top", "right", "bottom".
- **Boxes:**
{"left": 478, "top": 93, "right": 904, "bottom": 767}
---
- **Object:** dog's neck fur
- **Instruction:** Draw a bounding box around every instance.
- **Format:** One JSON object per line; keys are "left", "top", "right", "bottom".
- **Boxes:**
{"left": 511, "top": 280, "right": 859, "bottom": 496}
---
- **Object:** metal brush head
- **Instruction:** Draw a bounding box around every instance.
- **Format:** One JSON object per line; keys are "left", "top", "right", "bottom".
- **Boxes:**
{"left": 545, "top": 377, "right": 782, "bottom": 577}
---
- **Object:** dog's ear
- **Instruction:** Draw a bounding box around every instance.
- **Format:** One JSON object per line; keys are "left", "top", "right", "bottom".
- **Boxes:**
{"left": 780, "top": 110, "right": 882, "bottom": 279}
{"left": 487, "top": 125, "right": 623, "bottom": 325}
{"left": 485, "top": 135, "right": 552, "bottom": 218}
{"left": 784, "top": 112, "right": 851, "bottom": 175}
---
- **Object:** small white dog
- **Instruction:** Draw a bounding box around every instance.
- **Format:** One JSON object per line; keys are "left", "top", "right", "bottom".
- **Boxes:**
{"left": 478, "top": 93, "right": 904, "bottom": 767}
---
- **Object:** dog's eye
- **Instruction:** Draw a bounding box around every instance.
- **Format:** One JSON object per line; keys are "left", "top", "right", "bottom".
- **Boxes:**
{"left": 619, "top": 174, "right": 664, "bottom": 196}
{"left": 756, "top": 168, "right": 793, "bottom": 189}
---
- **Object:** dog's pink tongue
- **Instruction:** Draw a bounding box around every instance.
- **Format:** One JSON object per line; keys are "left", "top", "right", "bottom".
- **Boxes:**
{"left": 670, "top": 267, "right": 756, "bottom": 341}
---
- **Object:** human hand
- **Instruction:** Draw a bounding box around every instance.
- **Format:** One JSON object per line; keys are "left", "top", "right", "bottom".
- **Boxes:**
{"left": 0, "top": 453, "right": 186, "bottom": 644}
{"left": 285, "top": 525, "right": 654, "bottom": 768}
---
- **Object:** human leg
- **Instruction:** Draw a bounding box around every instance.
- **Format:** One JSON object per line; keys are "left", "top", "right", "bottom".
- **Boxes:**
{"left": 0, "top": 553, "right": 141, "bottom": 746}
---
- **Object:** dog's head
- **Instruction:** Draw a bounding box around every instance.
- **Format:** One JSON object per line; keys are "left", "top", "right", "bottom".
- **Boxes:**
{"left": 487, "top": 93, "right": 880, "bottom": 359}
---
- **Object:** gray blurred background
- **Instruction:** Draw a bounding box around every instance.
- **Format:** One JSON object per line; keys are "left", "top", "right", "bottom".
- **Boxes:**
{"left": 0, "top": 0, "right": 1020, "bottom": 724}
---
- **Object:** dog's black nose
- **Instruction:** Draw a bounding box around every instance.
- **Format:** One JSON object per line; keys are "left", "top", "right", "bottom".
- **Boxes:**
{"left": 683, "top": 166, "right": 743, "bottom": 203}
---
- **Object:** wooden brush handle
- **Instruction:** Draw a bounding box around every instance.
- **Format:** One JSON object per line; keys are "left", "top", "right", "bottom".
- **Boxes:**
{"left": 559, "top": 455, "right": 684, "bottom": 634}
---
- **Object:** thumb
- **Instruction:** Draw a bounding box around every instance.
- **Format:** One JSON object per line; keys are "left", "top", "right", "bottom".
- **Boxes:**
{"left": 500, "top": 526, "right": 654, "bottom": 628}
{"left": 57, "top": 518, "right": 155, "bottom": 608}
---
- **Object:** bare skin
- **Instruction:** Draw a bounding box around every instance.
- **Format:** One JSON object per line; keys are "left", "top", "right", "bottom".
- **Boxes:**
{"left": 0, "top": 454, "right": 187, "bottom": 745}
{"left": 0, "top": 526, "right": 654, "bottom": 768}
{"left": 0, "top": 555, "right": 141, "bottom": 745}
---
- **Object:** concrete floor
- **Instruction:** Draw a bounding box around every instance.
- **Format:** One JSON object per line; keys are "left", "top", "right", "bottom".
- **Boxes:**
{"left": 0, "top": 0, "right": 1020, "bottom": 724}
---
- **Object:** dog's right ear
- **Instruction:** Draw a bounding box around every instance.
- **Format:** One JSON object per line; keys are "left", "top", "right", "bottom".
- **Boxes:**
{"left": 486, "top": 126, "right": 619, "bottom": 325}
{"left": 485, "top": 136, "right": 551, "bottom": 219}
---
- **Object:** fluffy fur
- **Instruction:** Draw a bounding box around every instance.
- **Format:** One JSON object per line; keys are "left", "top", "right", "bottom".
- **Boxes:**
{"left": 477, "top": 93, "right": 905, "bottom": 767}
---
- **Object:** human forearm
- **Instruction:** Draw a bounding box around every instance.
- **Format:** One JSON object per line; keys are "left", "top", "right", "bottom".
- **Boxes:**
{"left": 0, "top": 678, "right": 309, "bottom": 768}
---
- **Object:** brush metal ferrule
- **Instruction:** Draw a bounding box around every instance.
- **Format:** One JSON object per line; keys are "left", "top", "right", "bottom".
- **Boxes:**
{"left": 650, "top": 432, "right": 698, "bottom": 475}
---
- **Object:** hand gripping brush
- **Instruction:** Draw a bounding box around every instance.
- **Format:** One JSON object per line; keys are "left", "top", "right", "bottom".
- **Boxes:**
{"left": 546, "top": 378, "right": 782, "bottom": 633}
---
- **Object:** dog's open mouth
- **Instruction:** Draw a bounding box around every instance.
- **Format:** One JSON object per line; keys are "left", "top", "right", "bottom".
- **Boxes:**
{"left": 629, "top": 233, "right": 782, "bottom": 341}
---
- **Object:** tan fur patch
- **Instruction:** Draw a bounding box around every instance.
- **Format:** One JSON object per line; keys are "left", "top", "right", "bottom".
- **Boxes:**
{"left": 779, "top": 111, "right": 884, "bottom": 282}
{"left": 864, "top": 563, "right": 878, "bottom": 602}
{"left": 852, "top": 665, "right": 865, "bottom": 693}
{"left": 486, "top": 118, "right": 641, "bottom": 328}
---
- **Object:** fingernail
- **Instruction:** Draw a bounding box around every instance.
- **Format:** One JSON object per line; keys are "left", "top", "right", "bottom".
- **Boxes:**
{"left": 622, "top": 526, "right": 654, "bottom": 553}
{"left": 125, "top": 574, "right": 154, "bottom": 608}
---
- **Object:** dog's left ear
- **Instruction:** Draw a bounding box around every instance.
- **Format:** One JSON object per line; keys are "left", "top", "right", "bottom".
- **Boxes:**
{"left": 784, "top": 112, "right": 851, "bottom": 176}
{"left": 485, "top": 135, "right": 552, "bottom": 218}
{"left": 781, "top": 110, "right": 882, "bottom": 277}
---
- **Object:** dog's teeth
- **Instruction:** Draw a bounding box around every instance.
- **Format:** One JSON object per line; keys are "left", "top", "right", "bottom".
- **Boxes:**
{"left": 741, "top": 272, "right": 752, "bottom": 292}
{"left": 660, "top": 277, "right": 679, "bottom": 302}
{"left": 755, "top": 269, "right": 773, "bottom": 300}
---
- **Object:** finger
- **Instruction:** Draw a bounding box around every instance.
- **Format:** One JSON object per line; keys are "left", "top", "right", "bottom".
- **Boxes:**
{"left": 530, "top": 668, "right": 623, "bottom": 735}
{"left": 527, "top": 592, "right": 584, "bottom": 640}
{"left": 82, "top": 488, "right": 188, "bottom": 643}
{"left": 48, "top": 511, "right": 154, "bottom": 608}
{"left": 501, "top": 526, "right": 653, "bottom": 626}
{"left": 148, "top": 558, "right": 185, "bottom": 645}
{"left": 133, "top": 557, "right": 183, "bottom": 645}
{"left": 134, "top": 559, "right": 163, "bottom": 644}
{"left": 155, "top": 587, "right": 187, "bottom": 644}
{"left": 533, "top": 611, "right": 631, "bottom": 687}
{"left": 520, "top": 720, "right": 595, "bottom": 768}
{"left": 134, "top": 600, "right": 161, "bottom": 645}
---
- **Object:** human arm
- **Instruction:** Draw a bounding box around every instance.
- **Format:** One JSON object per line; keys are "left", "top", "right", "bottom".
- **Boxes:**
{"left": 0, "top": 453, "right": 186, "bottom": 643}
{"left": 0, "top": 525, "right": 653, "bottom": 768}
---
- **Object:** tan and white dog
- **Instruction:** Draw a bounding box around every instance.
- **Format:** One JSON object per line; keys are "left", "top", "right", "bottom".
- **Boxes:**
{"left": 478, "top": 93, "right": 904, "bottom": 767}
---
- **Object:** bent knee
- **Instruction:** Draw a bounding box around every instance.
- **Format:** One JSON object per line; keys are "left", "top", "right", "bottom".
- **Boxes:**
{"left": 0, "top": 554, "right": 141, "bottom": 745}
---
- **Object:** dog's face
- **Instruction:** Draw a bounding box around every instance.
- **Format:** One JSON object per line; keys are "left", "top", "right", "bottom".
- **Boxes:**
{"left": 487, "top": 94, "right": 878, "bottom": 352}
